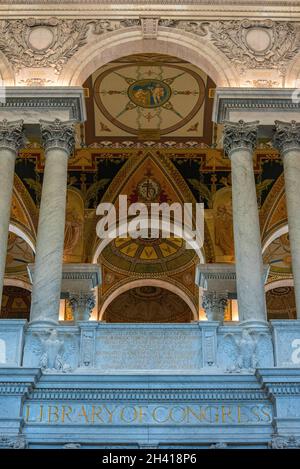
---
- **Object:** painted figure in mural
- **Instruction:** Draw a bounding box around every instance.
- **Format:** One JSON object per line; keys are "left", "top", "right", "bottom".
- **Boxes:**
{"left": 64, "top": 206, "right": 83, "bottom": 258}
{"left": 129, "top": 79, "right": 170, "bottom": 108}
{"left": 214, "top": 204, "right": 234, "bottom": 255}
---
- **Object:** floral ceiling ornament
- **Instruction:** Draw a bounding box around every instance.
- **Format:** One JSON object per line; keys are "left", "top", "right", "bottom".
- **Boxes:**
{"left": 0, "top": 18, "right": 141, "bottom": 73}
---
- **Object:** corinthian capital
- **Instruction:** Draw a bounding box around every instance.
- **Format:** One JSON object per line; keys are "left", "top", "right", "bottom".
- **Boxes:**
{"left": 223, "top": 120, "right": 259, "bottom": 157}
{"left": 202, "top": 291, "right": 228, "bottom": 321}
{"left": 40, "top": 118, "right": 75, "bottom": 155}
{"left": 69, "top": 291, "right": 96, "bottom": 322}
{"left": 0, "top": 119, "right": 24, "bottom": 152}
{"left": 273, "top": 120, "right": 300, "bottom": 156}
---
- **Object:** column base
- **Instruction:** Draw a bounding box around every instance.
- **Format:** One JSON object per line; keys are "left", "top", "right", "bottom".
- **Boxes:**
{"left": 240, "top": 319, "right": 269, "bottom": 329}
{"left": 29, "top": 320, "right": 59, "bottom": 328}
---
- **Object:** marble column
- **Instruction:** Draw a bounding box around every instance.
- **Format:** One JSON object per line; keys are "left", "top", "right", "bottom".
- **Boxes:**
{"left": 30, "top": 119, "right": 75, "bottom": 324}
{"left": 224, "top": 120, "right": 267, "bottom": 323}
{"left": 274, "top": 121, "right": 300, "bottom": 319}
{"left": 0, "top": 120, "right": 24, "bottom": 308}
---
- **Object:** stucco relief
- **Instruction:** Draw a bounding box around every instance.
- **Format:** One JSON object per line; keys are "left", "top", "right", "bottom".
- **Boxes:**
{"left": 23, "top": 328, "right": 79, "bottom": 372}
{"left": 0, "top": 18, "right": 140, "bottom": 74}
{"left": 218, "top": 329, "right": 274, "bottom": 372}
{"left": 0, "top": 17, "right": 299, "bottom": 86}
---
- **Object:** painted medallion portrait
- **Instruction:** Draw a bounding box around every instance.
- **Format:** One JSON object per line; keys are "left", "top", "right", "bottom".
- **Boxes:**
{"left": 128, "top": 79, "right": 171, "bottom": 108}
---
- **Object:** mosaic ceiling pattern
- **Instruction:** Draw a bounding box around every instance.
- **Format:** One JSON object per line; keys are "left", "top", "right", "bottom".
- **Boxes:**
{"left": 102, "top": 236, "right": 196, "bottom": 274}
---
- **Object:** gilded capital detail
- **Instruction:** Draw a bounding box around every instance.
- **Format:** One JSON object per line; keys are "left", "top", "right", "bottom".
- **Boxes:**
{"left": 40, "top": 118, "right": 75, "bottom": 155}
{"left": 223, "top": 120, "right": 259, "bottom": 157}
{"left": 0, "top": 119, "right": 24, "bottom": 153}
{"left": 273, "top": 120, "right": 300, "bottom": 155}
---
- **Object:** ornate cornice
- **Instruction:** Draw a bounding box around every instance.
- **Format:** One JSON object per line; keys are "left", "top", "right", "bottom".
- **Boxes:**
{"left": 28, "top": 387, "right": 267, "bottom": 401}
{"left": 40, "top": 118, "right": 75, "bottom": 155}
{"left": 223, "top": 120, "right": 259, "bottom": 156}
{"left": 273, "top": 120, "right": 300, "bottom": 156}
{"left": 0, "top": 88, "right": 86, "bottom": 122}
{"left": 0, "top": 119, "right": 24, "bottom": 153}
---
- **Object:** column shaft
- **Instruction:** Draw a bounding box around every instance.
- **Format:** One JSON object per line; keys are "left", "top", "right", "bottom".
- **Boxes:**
{"left": 274, "top": 121, "right": 300, "bottom": 319}
{"left": 224, "top": 120, "right": 267, "bottom": 323}
{"left": 0, "top": 120, "right": 24, "bottom": 308}
{"left": 30, "top": 119, "right": 75, "bottom": 324}
{"left": 230, "top": 148, "right": 266, "bottom": 322}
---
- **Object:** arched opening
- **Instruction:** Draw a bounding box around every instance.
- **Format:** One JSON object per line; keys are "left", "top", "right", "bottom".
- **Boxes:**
{"left": 1, "top": 227, "right": 35, "bottom": 320}
{"left": 103, "top": 285, "right": 194, "bottom": 323}
{"left": 59, "top": 30, "right": 238, "bottom": 87}
{"left": 0, "top": 285, "right": 31, "bottom": 320}
{"left": 266, "top": 283, "right": 296, "bottom": 320}
{"left": 99, "top": 278, "right": 197, "bottom": 321}
{"left": 263, "top": 227, "right": 294, "bottom": 319}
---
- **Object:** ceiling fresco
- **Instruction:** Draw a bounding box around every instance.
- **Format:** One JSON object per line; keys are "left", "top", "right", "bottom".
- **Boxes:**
{"left": 101, "top": 236, "right": 196, "bottom": 274}
{"left": 84, "top": 54, "right": 215, "bottom": 144}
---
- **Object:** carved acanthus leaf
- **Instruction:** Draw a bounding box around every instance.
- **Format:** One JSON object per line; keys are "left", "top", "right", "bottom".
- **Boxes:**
{"left": 160, "top": 19, "right": 300, "bottom": 74}
{"left": 40, "top": 118, "right": 76, "bottom": 154}
{"left": 273, "top": 120, "right": 300, "bottom": 154}
{"left": 0, "top": 18, "right": 89, "bottom": 73}
{"left": 209, "top": 20, "right": 300, "bottom": 73}
{"left": 0, "top": 18, "right": 141, "bottom": 73}
{"left": 223, "top": 120, "right": 259, "bottom": 156}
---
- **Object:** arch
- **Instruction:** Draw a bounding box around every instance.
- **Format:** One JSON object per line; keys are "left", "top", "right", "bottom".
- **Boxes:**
{"left": 265, "top": 278, "right": 293, "bottom": 293}
{"left": 262, "top": 223, "right": 289, "bottom": 255}
{"left": 91, "top": 149, "right": 210, "bottom": 264}
{"left": 58, "top": 27, "right": 239, "bottom": 87}
{"left": 9, "top": 222, "right": 35, "bottom": 254}
{"left": 99, "top": 278, "right": 198, "bottom": 321}
{"left": 3, "top": 278, "right": 32, "bottom": 292}
{"left": 93, "top": 215, "right": 205, "bottom": 264}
